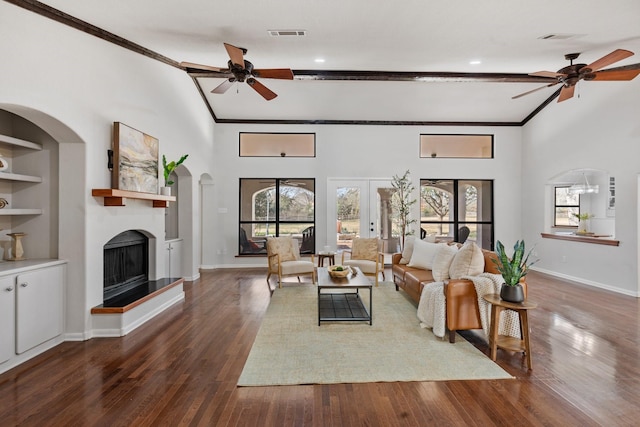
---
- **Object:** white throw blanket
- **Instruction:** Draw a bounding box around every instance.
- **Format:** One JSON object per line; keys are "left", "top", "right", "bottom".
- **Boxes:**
{"left": 417, "top": 273, "right": 521, "bottom": 340}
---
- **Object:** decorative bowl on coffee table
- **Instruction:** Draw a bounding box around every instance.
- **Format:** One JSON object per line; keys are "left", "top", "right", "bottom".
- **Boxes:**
{"left": 328, "top": 265, "right": 351, "bottom": 278}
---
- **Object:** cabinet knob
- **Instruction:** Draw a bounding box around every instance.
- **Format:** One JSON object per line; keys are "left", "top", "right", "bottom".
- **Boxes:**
{"left": 4, "top": 286, "right": 12, "bottom": 292}
{"left": 20, "top": 282, "right": 28, "bottom": 287}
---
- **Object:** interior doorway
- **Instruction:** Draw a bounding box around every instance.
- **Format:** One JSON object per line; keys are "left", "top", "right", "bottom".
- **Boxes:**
{"left": 327, "top": 178, "right": 399, "bottom": 263}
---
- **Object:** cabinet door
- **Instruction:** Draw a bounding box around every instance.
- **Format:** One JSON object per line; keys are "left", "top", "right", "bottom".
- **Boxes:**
{"left": 170, "top": 240, "right": 182, "bottom": 278}
{"left": 16, "top": 265, "right": 64, "bottom": 354}
{"left": 0, "top": 276, "right": 15, "bottom": 364}
{"left": 164, "top": 242, "right": 171, "bottom": 278}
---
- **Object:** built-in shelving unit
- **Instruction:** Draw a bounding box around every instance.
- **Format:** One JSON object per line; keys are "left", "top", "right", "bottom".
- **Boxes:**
{"left": 0, "top": 133, "right": 43, "bottom": 216}
{"left": 92, "top": 188, "right": 176, "bottom": 208}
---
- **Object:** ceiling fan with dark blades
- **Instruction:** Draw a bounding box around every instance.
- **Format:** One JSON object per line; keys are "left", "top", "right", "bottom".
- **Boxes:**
{"left": 180, "top": 43, "right": 294, "bottom": 101}
{"left": 513, "top": 49, "right": 640, "bottom": 102}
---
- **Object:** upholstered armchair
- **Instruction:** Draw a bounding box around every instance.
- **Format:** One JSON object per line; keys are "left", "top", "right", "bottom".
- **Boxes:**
{"left": 341, "top": 237, "right": 385, "bottom": 286}
{"left": 266, "top": 236, "right": 316, "bottom": 288}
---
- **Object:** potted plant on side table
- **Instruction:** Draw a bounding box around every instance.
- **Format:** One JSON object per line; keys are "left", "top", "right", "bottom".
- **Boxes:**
{"left": 493, "top": 240, "right": 537, "bottom": 303}
{"left": 161, "top": 154, "right": 188, "bottom": 196}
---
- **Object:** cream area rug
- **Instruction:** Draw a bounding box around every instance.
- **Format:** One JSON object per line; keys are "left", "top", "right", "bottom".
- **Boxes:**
{"left": 237, "top": 282, "right": 512, "bottom": 386}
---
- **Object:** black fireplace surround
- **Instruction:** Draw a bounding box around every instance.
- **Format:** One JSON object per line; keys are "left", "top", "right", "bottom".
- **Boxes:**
{"left": 103, "top": 230, "right": 148, "bottom": 301}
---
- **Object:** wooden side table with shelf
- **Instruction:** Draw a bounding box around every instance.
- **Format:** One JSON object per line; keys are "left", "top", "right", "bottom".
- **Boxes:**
{"left": 482, "top": 293, "right": 538, "bottom": 370}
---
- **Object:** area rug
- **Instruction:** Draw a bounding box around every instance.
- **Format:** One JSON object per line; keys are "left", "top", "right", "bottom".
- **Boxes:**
{"left": 237, "top": 282, "right": 512, "bottom": 386}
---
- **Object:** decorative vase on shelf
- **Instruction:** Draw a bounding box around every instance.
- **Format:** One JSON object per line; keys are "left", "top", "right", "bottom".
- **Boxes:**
{"left": 7, "top": 232, "right": 27, "bottom": 261}
{"left": 500, "top": 283, "right": 524, "bottom": 303}
{"left": 578, "top": 219, "right": 588, "bottom": 233}
{"left": 160, "top": 186, "right": 172, "bottom": 196}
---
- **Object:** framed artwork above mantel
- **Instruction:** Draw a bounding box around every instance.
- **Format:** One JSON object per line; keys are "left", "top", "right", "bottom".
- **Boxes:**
{"left": 111, "top": 122, "right": 159, "bottom": 194}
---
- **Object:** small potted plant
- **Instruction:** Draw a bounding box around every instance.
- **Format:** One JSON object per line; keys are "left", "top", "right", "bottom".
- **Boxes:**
{"left": 161, "top": 154, "right": 188, "bottom": 195}
{"left": 493, "top": 240, "right": 537, "bottom": 303}
{"left": 573, "top": 212, "right": 593, "bottom": 234}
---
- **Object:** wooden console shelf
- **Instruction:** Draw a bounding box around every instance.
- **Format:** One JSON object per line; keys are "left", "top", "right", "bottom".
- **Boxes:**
{"left": 541, "top": 232, "right": 619, "bottom": 247}
{"left": 92, "top": 188, "right": 176, "bottom": 208}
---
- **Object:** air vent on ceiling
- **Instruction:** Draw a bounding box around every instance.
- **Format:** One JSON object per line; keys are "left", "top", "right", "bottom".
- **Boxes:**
{"left": 268, "top": 30, "right": 307, "bottom": 37}
{"left": 538, "top": 33, "right": 584, "bottom": 40}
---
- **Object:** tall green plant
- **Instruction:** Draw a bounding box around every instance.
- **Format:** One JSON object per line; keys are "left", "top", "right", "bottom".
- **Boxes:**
{"left": 391, "top": 170, "right": 417, "bottom": 250}
{"left": 493, "top": 240, "right": 537, "bottom": 286}
{"left": 162, "top": 154, "right": 188, "bottom": 186}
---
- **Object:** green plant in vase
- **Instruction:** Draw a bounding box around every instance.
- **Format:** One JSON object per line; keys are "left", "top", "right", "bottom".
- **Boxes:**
{"left": 493, "top": 240, "right": 537, "bottom": 303}
{"left": 161, "top": 154, "right": 188, "bottom": 195}
{"left": 573, "top": 212, "right": 593, "bottom": 234}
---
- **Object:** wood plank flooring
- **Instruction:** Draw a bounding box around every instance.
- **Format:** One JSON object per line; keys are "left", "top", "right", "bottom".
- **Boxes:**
{"left": 1, "top": 268, "right": 639, "bottom": 426}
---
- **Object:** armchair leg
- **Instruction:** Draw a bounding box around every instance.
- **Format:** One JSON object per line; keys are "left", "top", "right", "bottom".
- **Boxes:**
{"left": 449, "top": 330, "right": 456, "bottom": 343}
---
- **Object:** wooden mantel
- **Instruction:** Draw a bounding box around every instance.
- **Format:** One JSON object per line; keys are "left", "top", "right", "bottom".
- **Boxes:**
{"left": 92, "top": 188, "right": 176, "bottom": 208}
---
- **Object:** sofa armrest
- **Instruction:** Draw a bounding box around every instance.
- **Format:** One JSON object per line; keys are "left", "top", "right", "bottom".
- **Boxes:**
{"left": 392, "top": 253, "right": 402, "bottom": 265}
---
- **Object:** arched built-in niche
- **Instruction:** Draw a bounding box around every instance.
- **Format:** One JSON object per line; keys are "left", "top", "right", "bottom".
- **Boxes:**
{"left": 546, "top": 168, "right": 614, "bottom": 236}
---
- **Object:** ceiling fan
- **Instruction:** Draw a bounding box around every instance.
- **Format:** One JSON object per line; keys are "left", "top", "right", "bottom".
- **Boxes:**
{"left": 180, "top": 43, "right": 294, "bottom": 101}
{"left": 513, "top": 49, "right": 640, "bottom": 102}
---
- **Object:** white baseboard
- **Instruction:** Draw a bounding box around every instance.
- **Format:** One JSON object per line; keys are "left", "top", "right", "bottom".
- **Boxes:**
{"left": 531, "top": 266, "right": 639, "bottom": 297}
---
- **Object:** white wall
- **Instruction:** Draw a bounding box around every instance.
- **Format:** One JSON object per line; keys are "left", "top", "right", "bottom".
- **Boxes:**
{"left": 207, "top": 123, "right": 524, "bottom": 268}
{"left": 522, "top": 79, "right": 640, "bottom": 296}
{"left": 0, "top": 3, "right": 215, "bottom": 337}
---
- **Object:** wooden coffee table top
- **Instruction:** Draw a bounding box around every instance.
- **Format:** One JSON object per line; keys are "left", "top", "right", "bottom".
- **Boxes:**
{"left": 317, "top": 267, "right": 371, "bottom": 288}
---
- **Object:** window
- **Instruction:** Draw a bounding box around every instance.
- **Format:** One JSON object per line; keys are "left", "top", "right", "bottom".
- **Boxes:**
{"left": 554, "top": 186, "right": 580, "bottom": 227}
{"left": 239, "top": 178, "right": 315, "bottom": 255}
{"left": 239, "top": 133, "right": 315, "bottom": 157}
{"left": 420, "top": 134, "right": 493, "bottom": 159}
{"left": 420, "top": 179, "right": 494, "bottom": 249}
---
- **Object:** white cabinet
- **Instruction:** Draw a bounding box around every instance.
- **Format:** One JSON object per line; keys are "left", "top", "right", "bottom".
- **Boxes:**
{"left": 165, "top": 239, "right": 183, "bottom": 279}
{"left": 0, "top": 262, "right": 65, "bottom": 370}
{"left": 15, "top": 265, "right": 64, "bottom": 354}
{"left": 0, "top": 276, "right": 15, "bottom": 364}
{"left": 0, "top": 133, "right": 44, "bottom": 216}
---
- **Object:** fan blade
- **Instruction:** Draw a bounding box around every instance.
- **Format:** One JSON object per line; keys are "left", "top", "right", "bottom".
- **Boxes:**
{"left": 253, "top": 68, "right": 294, "bottom": 80}
{"left": 247, "top": 78, "right": 277, "bottom": 100}
{"left": 512, "top": 82, "right": 559, "bottom": 99}
{"left": 557, "top": 85, "right": 575, "bottom": 102}
{"left": 530, "top": 71, "right": 566, "bottom": 78}
{"left": 591, "top": 69, "right": 640, "bottom": 81}
{"left": 180, "top": 61, "right": 222, "bottom": 72}
{"left": 211, "top": 78, "right": 235, "bottom": 94}
{"left": 224, "top": 43, "right": 245, "bottom": 68}
{"left": 582, "top": 49, "right": 633, "bottom": 73}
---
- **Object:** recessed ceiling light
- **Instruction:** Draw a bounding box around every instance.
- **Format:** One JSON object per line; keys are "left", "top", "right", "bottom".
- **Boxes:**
{"left": 314, "top": 58, "right": 325, "bottom": 63}
{"left": 469, "top": 60, "right": 482, "bottom": 65}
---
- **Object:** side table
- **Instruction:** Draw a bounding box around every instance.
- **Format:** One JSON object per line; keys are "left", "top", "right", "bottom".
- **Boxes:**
{"left": 482, "top": 293, "right": 537, "bottom": 370}
{"left": 317, "top": 252, "right": 336, "bottom": 267}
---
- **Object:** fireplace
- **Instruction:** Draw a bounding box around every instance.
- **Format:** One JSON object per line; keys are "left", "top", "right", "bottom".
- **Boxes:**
{"left": 103, "top": 230, "right": 149, "bottom": 301}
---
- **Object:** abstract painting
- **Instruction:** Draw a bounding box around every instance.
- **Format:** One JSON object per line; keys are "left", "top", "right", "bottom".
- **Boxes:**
{"left": 112, "top": 122, "right": 159, "bottom": 194}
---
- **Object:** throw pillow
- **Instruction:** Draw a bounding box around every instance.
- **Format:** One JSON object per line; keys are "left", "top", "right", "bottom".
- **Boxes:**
{"left": 352, "top": 238, "right": 379, "bottom": 261}
{"left": 407, "top": 239, "right": 440, "bottom": 270}
{"left": 449, "top": 241, "right": 485, "bottom": 279}
{"left": 399, "top": 236, "right": 416, "bottom": 264}
{"left": 431, "top": 243, "right": 459, "bottom": 281}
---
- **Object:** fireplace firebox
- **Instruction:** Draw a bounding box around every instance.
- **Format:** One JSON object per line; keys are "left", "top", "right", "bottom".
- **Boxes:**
{"left": 103, "top": 230, "right": 148, "bottom": 301}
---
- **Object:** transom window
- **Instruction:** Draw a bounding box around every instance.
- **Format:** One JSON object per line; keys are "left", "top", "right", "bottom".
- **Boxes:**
{"left": 420, "top": 134, "right": 493, "bottom": 159}
{"left": 239, "top": 178, "right": 315, "bottom": 255}
{"left": 420, "top": 179, "right": 494, "bottom": 249}
{"left": 239, "top": 133, "right": 315, "bottom": 157}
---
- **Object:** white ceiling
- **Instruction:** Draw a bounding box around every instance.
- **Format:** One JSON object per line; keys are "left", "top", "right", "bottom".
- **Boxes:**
{"left": 38, "top": 0, "right": 640, "bottom": 123}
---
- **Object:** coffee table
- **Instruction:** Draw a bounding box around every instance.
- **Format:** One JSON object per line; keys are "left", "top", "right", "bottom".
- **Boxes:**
{"left": 317, "top": 266, "right": 372, "bottom": 325}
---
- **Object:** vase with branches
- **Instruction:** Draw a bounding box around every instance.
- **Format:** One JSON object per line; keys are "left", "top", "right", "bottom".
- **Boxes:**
{"left": 391, "top": 170, "right": 417, "bottom": 251}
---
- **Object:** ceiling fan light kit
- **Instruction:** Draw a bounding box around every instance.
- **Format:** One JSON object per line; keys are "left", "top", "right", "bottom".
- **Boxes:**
{"left": 513, "top": 49, "right": 640, "bottom": 102}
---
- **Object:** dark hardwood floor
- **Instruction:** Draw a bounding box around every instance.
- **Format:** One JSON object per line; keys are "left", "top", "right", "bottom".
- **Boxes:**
{"left": 1, "top": 267, "right": 639, "bottom": 426}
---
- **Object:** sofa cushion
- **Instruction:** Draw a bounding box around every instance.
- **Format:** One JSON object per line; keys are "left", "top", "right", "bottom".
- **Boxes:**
{"left": 407, "top": 239, "right": 439, "bottom": 270}
{"left": 449, "top": 242, "right": 485, "bottom": 279}
{"left": 399, "top": 236, "right": 415, "bottom": 264}
{"left": 432, "top": 244, "right": 458, "bottom": 281}
{"left": 352, "top": 238, "right": 379, "bottom": 261}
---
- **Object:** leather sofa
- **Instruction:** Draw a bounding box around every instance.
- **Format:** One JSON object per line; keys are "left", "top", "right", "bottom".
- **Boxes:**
{"left": 392, "top": 248, "right": 527, "bottom": 343}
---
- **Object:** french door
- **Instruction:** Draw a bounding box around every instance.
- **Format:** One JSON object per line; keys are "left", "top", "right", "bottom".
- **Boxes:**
{"left": 327, "top": 179, "right": 399, "bottom": 257}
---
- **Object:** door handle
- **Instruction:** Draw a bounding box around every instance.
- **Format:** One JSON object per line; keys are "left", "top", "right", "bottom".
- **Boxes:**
{"left": 4, "top": 286, "right": 12, "bottom": 292}
{"left": 20, "top": 282, "right": 28, "bottom": 287}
